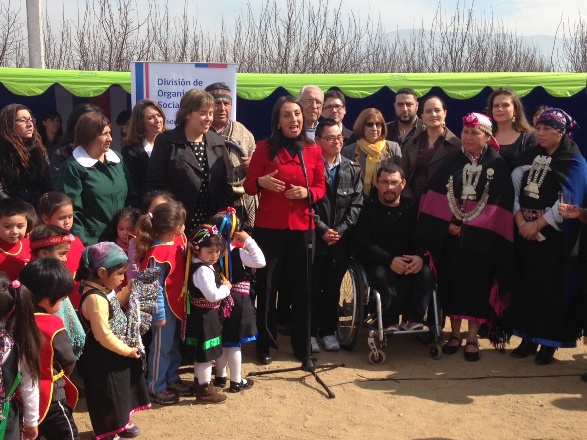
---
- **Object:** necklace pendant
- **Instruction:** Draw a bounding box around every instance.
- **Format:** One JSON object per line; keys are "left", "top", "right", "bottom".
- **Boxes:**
{"left": 523, "top": 182, "right": 540, "bottom": 199}
{"left": 461, "top": 185, "right": 477, "bottom": 200}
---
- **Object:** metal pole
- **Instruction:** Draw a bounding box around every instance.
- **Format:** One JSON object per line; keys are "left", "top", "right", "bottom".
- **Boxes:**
{"left": 26, "top": 0, "right": 45, "bottom": 68}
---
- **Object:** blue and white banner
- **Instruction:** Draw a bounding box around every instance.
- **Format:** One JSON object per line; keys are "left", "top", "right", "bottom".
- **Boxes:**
{"left": 131, "top": 62, "right": 238, "bottom": 127}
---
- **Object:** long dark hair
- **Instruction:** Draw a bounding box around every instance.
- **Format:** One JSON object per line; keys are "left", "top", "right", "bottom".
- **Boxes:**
{"left": 268, "top": 96, "right": 308, "bottom": 159}
{"left": 0, "top": 104, "right": 48, "bottom": 187}
{"left": 123, "top": 99, "right": 167, "bottom": 146}
{"left": 0, "top": 273, "right": 42, "bottom": 382}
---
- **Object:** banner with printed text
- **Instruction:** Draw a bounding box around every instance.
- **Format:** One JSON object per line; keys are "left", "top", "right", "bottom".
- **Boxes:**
{"left": 131, "top": 62, "right": 238, "bottom": 127}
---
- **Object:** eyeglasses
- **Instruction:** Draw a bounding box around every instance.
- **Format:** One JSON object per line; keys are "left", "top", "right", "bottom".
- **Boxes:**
{"left": 365, "top": 121, "right": 382, "bottom": 128}
{"left": 322, "top": 135, "right": 344, "bottom": 144}
{"left": 300, "top": 98, "right": 323, "bottom": 107}
{"left": 15, "top": 117, "right": 35, "bottom": 125}
{"left": 324, "top": 104, "right": 344, "bottom": 112}
{"left": 378, "top": 179, "right": 403, "bottom": 187}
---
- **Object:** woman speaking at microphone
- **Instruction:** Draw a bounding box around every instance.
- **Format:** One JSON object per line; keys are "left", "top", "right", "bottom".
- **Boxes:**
{"left": 244, "top": 96, "right": 326, "bottom": 364}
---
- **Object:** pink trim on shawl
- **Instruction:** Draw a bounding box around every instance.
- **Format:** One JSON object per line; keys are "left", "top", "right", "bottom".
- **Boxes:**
{"left": 446, "top": 314, "right": 488, "bottom": 324}
{"left": 94, "top": 403, "right": 152, "bottom": 440}
{"left": 418, "top": 191, "right": 514, "bottom": 242}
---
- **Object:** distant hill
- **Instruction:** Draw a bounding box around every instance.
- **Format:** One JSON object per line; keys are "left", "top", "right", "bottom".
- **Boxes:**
{"left": 385, "top": 30, "right": 567, "bottom": 69}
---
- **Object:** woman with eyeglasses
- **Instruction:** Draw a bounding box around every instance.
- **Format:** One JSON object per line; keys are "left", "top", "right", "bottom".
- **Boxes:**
{"left": 399, "top": 96, "right": 461, "bottom": 205}
{"left": 0, "top": 104, "right": 53, "bottom": 205}
{"left": 341, "top": 108, "right": 401, "bottom": 196}
{"left": 417, "top": 112, "right": 514, "bottom": 362}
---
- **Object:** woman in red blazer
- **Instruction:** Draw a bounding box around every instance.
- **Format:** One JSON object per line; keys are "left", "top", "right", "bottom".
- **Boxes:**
{"left": 244, "top": 96, "right": 326, "bottom": 363}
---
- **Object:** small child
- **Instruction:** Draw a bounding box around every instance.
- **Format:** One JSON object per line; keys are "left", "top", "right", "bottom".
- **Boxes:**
{"left": 29, "top": 224, "right": 86, "bottom": 359}
{"left": 210, "top": 208, "right": 266, "bottom": 392}
{"left": 115, "top": 206, "right": 141, "bottom": 290}
{"left": 135, "top": 201, "right": 190, "bottom": 405}
{"left": 77, "top": 243, "right": 150, "bottom": 440}
{"left": 185, "top": 224, "right": 231, "bottom": 404}
{"left": 19, "top": 258, "right": 80, "bottom": 440}
{"left": 115, "top": 206, "right": 141, "bottom": 255}
{"left": 38, "top": 191, "right": 85, "bottom": 310}
{"left": 0, "top": 198, "right": 32, "bottom": 280}
{"left": 0, "top": 272, "right": 43, "bottom": 440}
{"left": 126, "top": 191, "right": 178, "bottom": 283}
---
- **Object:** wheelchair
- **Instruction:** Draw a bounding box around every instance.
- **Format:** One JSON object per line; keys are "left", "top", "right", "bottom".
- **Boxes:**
{"left": 337, "top": 256, "right": 444, "bottom": 364}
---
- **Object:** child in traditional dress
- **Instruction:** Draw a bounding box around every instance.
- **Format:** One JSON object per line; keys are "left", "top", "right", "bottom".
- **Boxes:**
{"left": 77, "top": 242, "right": 150, "bottom": 440}
{"left": 38, "top": 191, "right": 85, "bottom": 310}
{"left": 210, "top": 208, "right": 265, "bottom": 392}
{"left": 135, "top": 201, "right": 190, "bottom": 405}
{"left": 29, "top": 224, "right": 86, "bottom": 359}
{"left": 0, "top": 198, "right": 32, "bottom": 280}
{"left": 19, "top": 258, "right": 80, "bottom": 440}
{"left": 0, "top": 272, "right": 42, "bottom": 440}
{"left": 185, "top": 224, "right": 231, "bottom": 404}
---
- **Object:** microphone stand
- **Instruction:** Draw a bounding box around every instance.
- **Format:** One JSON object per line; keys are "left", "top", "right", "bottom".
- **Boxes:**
{"left": 248, "top": 143, "right": 343, "bottom": 399}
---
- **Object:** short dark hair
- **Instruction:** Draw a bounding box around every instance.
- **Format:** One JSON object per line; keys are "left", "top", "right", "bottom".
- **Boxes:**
{"left": 74, "top": 112, "right": 110, "bottom": 149}
{"left": 377, "top": 163, "right": 405, "bottom": 180}
{"left": 175, "top": 89, "right": 215, "bottom": 128}
{"left": 19, "top": 258, "right": 74, "bottom": 305}
{"left": 0, "top": 198, "right": 31, "bottom": 220}
{"left": 324, "top": 90, "right": 346, "bottom": 106}
{"left": 205, "top": 82, "right": 231, "bottom": 93}
{"left": 315, "top": 118, "right": 339, "bottom": 138}
{"left": 395, "top": 88, "right": 418, "bottom": 100}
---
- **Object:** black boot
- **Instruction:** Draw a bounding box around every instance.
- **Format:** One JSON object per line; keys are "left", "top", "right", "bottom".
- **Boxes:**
{"left": 534, "top": 345, "right": 556, "bottom": 365}
{"left": 510, "top": 339, "right": 538, "bottom": 358}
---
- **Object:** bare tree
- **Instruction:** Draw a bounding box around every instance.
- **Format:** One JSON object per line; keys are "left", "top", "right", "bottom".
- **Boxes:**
{"left": 0, "top": 0, "right": 26, "bottom": 67}
{"left": 562, "top": 13, "right": 587, "bottom": 72}
{"left": 0, "top": 0, "right": 574, "bottom": 73}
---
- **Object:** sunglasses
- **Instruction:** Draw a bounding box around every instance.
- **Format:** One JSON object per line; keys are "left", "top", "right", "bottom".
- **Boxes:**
{"left": 365, "top": 121, "right": 383, "bottom": 128}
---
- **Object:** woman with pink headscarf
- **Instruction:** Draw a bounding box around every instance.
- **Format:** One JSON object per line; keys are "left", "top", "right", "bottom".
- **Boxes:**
{"left": 417, "top": 112, "right": 514, "bottom": 362}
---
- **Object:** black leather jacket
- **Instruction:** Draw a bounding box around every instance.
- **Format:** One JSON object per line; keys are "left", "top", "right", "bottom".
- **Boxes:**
{"left": 313, "top": 156, "right": 363, "bottom": 257}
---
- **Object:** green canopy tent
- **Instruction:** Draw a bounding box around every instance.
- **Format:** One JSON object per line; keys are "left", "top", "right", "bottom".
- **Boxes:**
{"left": 0, "top": 67, "right": 585, "bottom": 147}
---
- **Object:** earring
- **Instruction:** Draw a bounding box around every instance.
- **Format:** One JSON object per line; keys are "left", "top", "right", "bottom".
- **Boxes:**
{"left": 442, "top": 121, "right": 446, "bottom": 128}
{"left": 421, "top": 123, "right": 427, "bottom": 131}
{"left": 512, "top": 115, "right": 516, "bottom": 123}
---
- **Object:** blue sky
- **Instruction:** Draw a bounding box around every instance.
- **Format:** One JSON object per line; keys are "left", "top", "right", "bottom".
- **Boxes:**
{"left": 20, "top": 0, "right": 587, "bottom": 37}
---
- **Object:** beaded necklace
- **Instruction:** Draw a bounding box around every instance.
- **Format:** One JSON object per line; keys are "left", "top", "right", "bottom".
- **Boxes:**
{"left": 447, "top": 167, "right": 495, "bottom": 222}
{"left": 523, "top": 155, "right": 552, "bottom": 199}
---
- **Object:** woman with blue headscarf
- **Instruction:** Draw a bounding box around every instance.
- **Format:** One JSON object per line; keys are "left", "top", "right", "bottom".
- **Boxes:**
{"left": 510, "top": 108, "right": 587, "bottom": 365}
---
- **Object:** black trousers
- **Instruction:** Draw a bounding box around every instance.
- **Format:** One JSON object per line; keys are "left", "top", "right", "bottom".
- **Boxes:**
{"left": 38, "top": 399, "right": 80, "bottom": 440}
{"left": 311, "top": 249, "right": 349, "bottom": 336}
{"left": 365, "top": 264, "right": 434, "bottom": 326}
{"left": 253, "top": 227, "right": 313, "bottom": 358}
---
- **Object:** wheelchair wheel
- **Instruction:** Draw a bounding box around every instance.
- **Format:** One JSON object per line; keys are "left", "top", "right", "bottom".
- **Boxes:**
{"left": 337, "top": 258, "right": 365, "bottom": 350}
{"left": 368, "top": 350, "right": 386, "bottom": 365}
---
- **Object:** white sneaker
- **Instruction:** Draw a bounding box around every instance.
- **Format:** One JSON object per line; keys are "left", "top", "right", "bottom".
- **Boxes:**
{"left": 310, "top": 337, "right": 320, "bottom": 353}
{"left": 322, "top": 334, "right": 340, "bottom": 352}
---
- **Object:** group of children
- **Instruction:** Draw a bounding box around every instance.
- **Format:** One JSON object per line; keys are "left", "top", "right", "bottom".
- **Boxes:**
{"left": 0, "top": 190, "right": 266, "bottom": 439}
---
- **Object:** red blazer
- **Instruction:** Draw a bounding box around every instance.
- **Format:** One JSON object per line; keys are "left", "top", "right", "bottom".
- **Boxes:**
{"left": 244, "top": 140, "right": 326, "bottom": 230}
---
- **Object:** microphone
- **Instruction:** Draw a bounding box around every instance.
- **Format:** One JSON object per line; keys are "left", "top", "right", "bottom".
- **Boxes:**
{"left": 293, "top": 141, "right": 311, "bottom": 202}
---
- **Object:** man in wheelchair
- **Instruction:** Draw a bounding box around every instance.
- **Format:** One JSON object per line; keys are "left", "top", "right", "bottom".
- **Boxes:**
{"left": 353, "top": 163, "right": 434, "bottom": 332}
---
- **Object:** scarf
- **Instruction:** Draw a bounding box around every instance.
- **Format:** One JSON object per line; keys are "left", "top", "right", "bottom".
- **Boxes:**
{"left": 356, "top": 138, "right": 388, "bottom": 195}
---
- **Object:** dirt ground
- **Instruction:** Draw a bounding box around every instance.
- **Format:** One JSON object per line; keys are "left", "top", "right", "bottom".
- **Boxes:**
{"left": 73, "top": 327, "right": 587, "bottom": 440}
